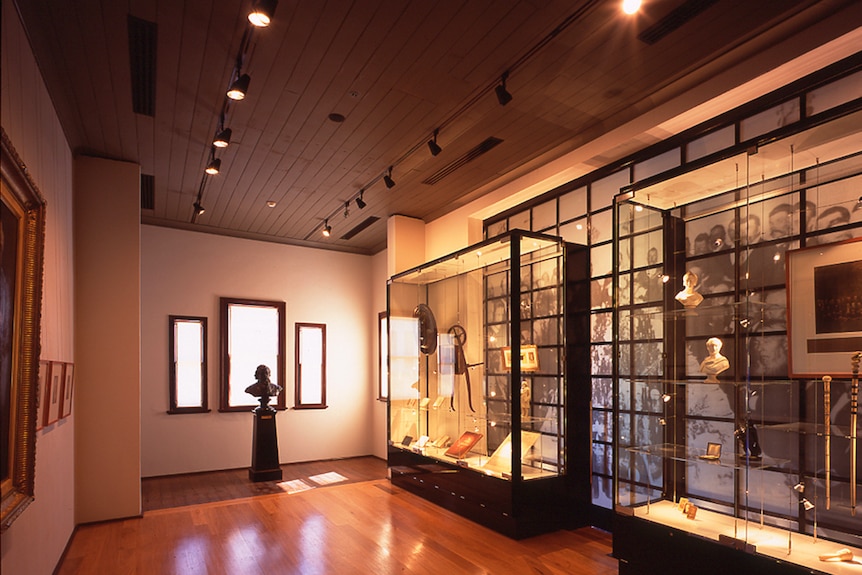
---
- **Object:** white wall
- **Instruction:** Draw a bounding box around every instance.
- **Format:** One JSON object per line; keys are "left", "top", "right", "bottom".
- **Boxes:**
{"left": 140, "top": 226, "right": 377, "bottom": 476}
{"left": 1, "top": 1, "right": 76, "bottom": 573}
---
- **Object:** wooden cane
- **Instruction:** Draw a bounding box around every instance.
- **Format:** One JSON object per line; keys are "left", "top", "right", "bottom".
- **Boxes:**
{"left": 823, "top": 375, "right": 832, "bottom": 510}
{"left": 851, "top": 352, "right": 861, "bottom": 517}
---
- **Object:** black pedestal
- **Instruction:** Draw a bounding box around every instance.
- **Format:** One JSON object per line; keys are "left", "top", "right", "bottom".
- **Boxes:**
{"left": 248, "top": 405, "right": 282, "bottom": 482}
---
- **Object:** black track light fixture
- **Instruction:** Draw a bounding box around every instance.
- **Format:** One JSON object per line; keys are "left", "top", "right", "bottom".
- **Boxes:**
{"left": 355, "top": 190, "right": 367, "bottom": 209}
{"left": 428, "top": 129, "right": 442, "bottom": 156}
{"left": 213, "top": 127, "right": 232, "bottom": 148}
{"left": 227, "top": 74, "right": 250, "bottom": 100}
{"left": 322, "top": 219, "right": 331, "bottom": 237}
{"left": 383, "top": 166, "right": 396, "bottom": 189}
{"left": 193, "top": 201, "right": 205, "bottom": 216}
{"left": 205, "top": 157, "right": 221, "bottom": 175}
{"left": 343, "top": 201, "right": 350, "bottom": 218}
{"left": 248, "top": 0, "right": 278, "bottom": 27}
{"left": 495, "top": 71, "right": 513, "bottom": 106}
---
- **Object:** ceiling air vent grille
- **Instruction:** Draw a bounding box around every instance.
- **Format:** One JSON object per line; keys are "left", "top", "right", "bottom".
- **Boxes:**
{"left": 141, "top": 174, "right": 155, "bottom": 210}
{"left": 340, "top": 216, "right": 380, "bottom": 240}
{"left": 422, "top": 137, "right": 503, "bottom": 186}
{"left": 637, "top": 0, "right": 718, "bottom": 45}
{"left": 128, "top": 15, "right": 157, "bottom": 116}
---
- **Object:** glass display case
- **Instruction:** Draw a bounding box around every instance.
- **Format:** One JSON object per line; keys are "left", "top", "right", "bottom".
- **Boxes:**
{"left": 387, "top": 229, "right": 591, "bottom": 538}
{"left": 611, "top": 174, "right": 862, "bottom": 574}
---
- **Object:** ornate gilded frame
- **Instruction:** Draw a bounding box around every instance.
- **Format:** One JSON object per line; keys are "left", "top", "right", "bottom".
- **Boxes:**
{"left": 1, "top": 128, "right": 46, "bottom": 531}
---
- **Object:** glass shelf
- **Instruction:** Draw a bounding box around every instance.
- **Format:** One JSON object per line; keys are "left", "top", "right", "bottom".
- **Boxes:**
{"left": 627, "top": 443, "right": 790, "bottom": 470}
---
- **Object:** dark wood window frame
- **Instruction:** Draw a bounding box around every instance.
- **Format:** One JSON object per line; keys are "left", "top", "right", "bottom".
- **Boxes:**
{"left": 378, "top": 311, "right": 388, "bottom": 400}
{"left": 219, "top": 297, "right": 286, "bottom": 412}
{"left": 294, "top": 322, "right": 327, "bottom": 409}
{"left": 168, "top": 315, "right": 210, "bottom": 414}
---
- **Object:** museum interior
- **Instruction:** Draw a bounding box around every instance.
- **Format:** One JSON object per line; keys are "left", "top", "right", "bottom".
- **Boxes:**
{"left": 2, "top": 1, "right": 861, "bottom": 573}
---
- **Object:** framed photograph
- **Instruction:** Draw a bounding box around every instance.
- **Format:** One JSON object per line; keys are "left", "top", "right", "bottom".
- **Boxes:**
{"left": 787, "top": 237, "right": 862, "bottom": 377}
{"left": 35, "top": 360, "right": 49, "bottom": 431}
{"left": 60, "top": 363, "right": 75, "bottom": 419}
{"left": 502, "top": 344, "right": 539, "bottom": 371}
{"left": 45, "top": 361, "right": 64, "bottom": 426}
{"left": 1, "top": 129, "right": 47, "bottom": 532}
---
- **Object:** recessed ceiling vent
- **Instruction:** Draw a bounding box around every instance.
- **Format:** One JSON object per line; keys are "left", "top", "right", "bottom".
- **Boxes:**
{"left": 637, "top": 0, "right": 718, "bottom": 45}
{"left": 128, "top": 15, "right": 157, "bottom": 116}
{"left": 422, "top": 137, "right": 503, "bottom": 186}
{"left": 340, "top": 216, "right": 380, "bottom": 240}
{"left": 140, "top": 174, "right": 155, "bottom": 210}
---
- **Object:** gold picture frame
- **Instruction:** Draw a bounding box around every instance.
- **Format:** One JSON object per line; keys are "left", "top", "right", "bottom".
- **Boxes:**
{"left": 1, "top": 128, "right": 47, "bottom": 532}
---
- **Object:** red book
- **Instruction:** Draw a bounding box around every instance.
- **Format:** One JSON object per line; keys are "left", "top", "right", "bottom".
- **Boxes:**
{"left": 445, "top": 431, "right": 483, "bottom": 459}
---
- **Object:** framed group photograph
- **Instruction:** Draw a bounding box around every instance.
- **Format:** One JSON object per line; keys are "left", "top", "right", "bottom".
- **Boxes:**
{"left": 787, "top": 236, "right": 862, "bottom": 378}
{"left": 45, "top": 361, "right": 64, "bottom": 426}
{"left": 1, "top": 129, "right": 47, "bottom": 532}
{"left": 60, "top": 363, "right": 75, "bottom": 419}
{"left": 36, "top": 360, "right": 50, "bottom": 431}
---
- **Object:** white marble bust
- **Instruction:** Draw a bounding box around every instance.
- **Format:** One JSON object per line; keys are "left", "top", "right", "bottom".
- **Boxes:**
{"left": 675, "top": 270, "right": 704, "bottom": 309}
{"left": 700, "top": 337, "right": 729, "bottom": 383}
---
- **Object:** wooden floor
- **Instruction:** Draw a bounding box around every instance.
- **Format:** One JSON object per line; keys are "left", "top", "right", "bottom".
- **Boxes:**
{"left": 58, "top": 457, "right": 617, "bottom": 575}
{"left": 141, "top": 456, "right": 388, "bottom": 511}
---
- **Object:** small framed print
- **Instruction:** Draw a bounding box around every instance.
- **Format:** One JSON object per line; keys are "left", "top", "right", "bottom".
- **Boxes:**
{"left": 36, "top": 360, "right": 50, "bottom": 431}
{"left": 60, "top": 363, "right": 75, "bottom": 419}
{"left": 45, "top": 361, "right": 64, "bottom": 426}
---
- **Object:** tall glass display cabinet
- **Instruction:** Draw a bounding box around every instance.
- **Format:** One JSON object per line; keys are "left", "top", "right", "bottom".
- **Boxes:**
{"left": 387, "top": 229, "right": 591, "bottom": 538}
{"left": 611, "top": 170, "right": 862, "bottom": 573}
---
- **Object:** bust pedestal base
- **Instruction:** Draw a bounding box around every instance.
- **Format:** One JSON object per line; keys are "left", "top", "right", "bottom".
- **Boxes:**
{"left": 249, "top": 405, "right": 282, "bottom": 482}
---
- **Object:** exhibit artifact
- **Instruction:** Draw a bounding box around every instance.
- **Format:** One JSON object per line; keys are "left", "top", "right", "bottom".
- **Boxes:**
{"left": 674, "top": 270, "right": 704, "bottom": 308}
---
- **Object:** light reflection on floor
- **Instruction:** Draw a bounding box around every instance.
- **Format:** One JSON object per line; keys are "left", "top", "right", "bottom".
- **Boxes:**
{"left": 298, "top": 514, "right": 328, "bottom": 575}
{"left": 308, "top": 471, "right": 348, "bottom": 485}
{"left": 173, "top": 534, "right": 210, "bottom": 575}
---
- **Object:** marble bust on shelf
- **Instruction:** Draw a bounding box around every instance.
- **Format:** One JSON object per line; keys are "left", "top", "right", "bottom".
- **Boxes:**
{"left": 700, "top": 337, "right": 730, "bottom": 383}
{"left": 675, "top": 270, "right": 704, "bottom": 309}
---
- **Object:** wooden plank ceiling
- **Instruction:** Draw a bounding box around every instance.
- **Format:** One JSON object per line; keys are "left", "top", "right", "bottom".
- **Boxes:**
{"left": 13, "top": 0, "right": 857, "bottom": 254}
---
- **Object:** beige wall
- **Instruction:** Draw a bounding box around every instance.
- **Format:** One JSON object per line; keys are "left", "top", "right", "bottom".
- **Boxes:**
{"left": 140, "top": 226, "right": 377, "bottom": 476}
{"left": 73, "top": 156, "right": 142, "bottom": 523}
{"left": 1, "top": 1, "right": 76, "bottom": 573}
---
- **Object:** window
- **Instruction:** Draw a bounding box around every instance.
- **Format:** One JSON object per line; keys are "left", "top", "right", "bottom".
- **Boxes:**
{"left": 294, "top": 323, "right": 326, "bottom": 409}
{"left": 378, "top": 311, "right": 388, "bottom": 400}
{"left": 219, "top": 298, "right": 285, "bottom": 411}
{"left": 168, "top": 316, "right": 208, "bottom": 414}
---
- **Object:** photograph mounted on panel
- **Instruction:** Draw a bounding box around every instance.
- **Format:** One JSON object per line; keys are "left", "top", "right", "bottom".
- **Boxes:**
{"left": 787, "top": 236, "right": 862, "bottom": 377}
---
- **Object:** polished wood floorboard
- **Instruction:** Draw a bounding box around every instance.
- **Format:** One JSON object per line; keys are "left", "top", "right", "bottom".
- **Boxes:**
{"left": 60, "top": 460, "right": 617, "bottom": 574}
{"left": 142, "top": 456, "right": 387, "bottom": 511}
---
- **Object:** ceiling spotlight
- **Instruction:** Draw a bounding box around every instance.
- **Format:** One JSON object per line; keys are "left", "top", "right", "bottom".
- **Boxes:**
{"left": 205, "top": 158, "right": 221, "bottom": 175}
{"left": 801, "top": 498, "right": 814, "bottom": 511}
{"left": 227, "top": 74, "right": 251, "bottom": 100}
{"left": 622, "top": 0, "right": 642, "bottom": 14}
{"left": 193, "top": 201, "right": 205, "bottom": 215}
{"left": 355, "top": 190, "right": 367, "bottom": 209}
{"left": 322, "top": 220, "right": 331, "bottom": 237}
{"left": 248, "top": 0, "right": 278, "bottom": 27}
{"left": 661, "top": 393, "right": 672, "bottom": 403}
{"left": 213, "top": 128, "right": 232, "bottom": 148}
{"left": 428, "top": 129, "right": 442, "bottom": 156}
{"left": 383, "top": 166, "right": 396, "bottom": 189}
{"left": 495, "top": 72, "right": 513, "bottom": 106}
{"left": 343, "top": 201, "right": 350, "bottom": 218}
{"left": 266, "top": 200, "right": 277, "bottom": 208}
{"left": 793, "top": 482, "right": 805, "bottom": 493}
